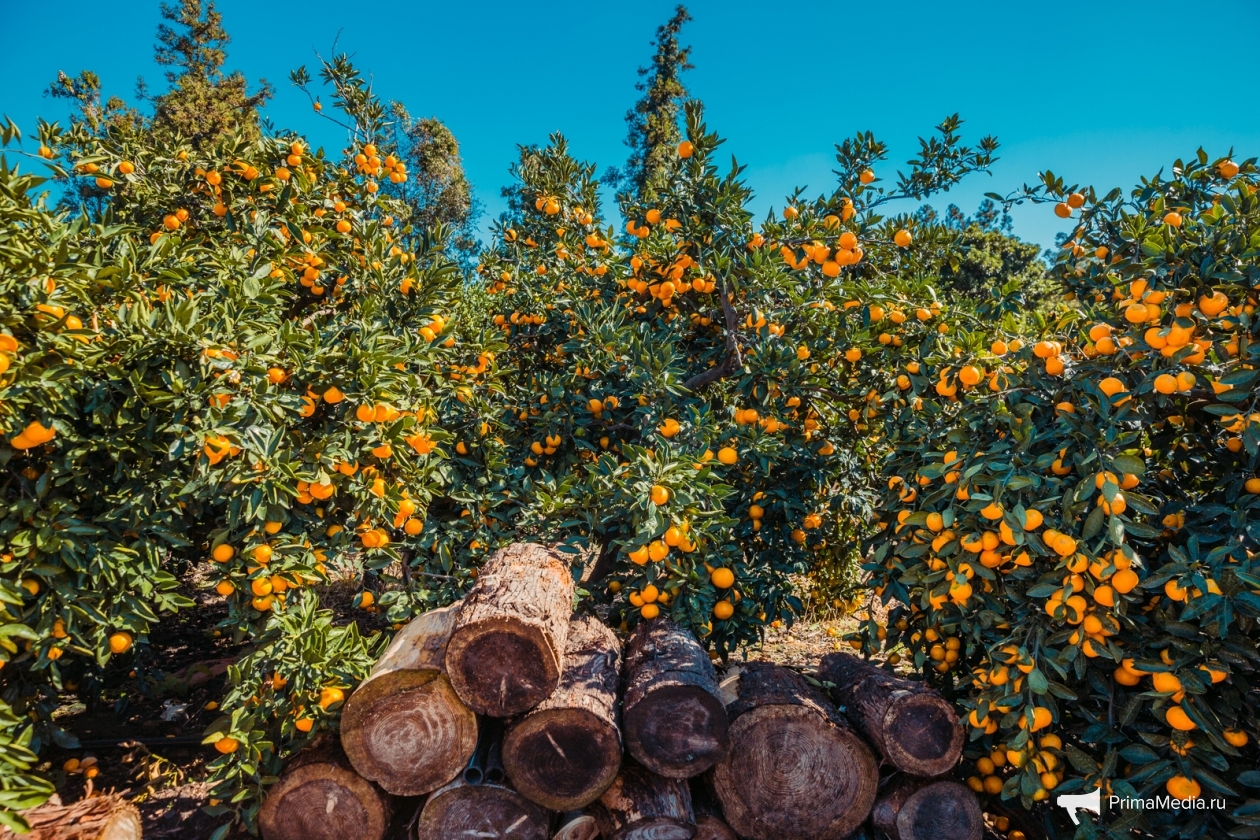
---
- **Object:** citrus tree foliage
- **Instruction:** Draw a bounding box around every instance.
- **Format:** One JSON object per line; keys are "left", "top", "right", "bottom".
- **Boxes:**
{"left": 0, "top": 54, "right": 499, "bottom": 829}
{"left": 292, "top": 55, "right": 480, "bottom": 265}
{"left": 200, "top": 599, "right": 381, "bottom": 836}
{"left": 853, "top": 153, "right": 1260, "bottom": 838}
{"left": 473, "top": 105, "right": 998, "bottom": 654}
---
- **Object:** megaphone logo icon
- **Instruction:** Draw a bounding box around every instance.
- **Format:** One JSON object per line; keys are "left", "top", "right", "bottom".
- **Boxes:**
{"left": 1057, "top": 787, "right": 1102, "bottom": 825}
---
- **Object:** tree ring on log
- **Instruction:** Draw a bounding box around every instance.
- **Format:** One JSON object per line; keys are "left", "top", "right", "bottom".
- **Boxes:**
{"left": 883, "top": 692, "right": 965, "bottom": 777}
{"left": 610, "top": 818, "right": 695, "bottom": 840}
{"left": 502, "top": 708, "right": 621, "bottom": 810}
{"left": 624, "top": 684, "right": 729, "bottom": 779}
{"left": 412, "top": 780, "right": 551, "bottom": 840}
{"left": 340, "top": 669, "right": 478, "bottom": 795}
{"left": 259, "top": 761, "right": 390, "bottom": 840}
{"left": 714, "top": 704, "right": 877, "bottom": 840}
{"left": 447, "top": 617, "right": 562, "bottom": 717}
{"left": 554, "top": 813, "right": 600, "bottom": 840}
{"left": 897, "top": 780, "right": 984, "bottom": 840}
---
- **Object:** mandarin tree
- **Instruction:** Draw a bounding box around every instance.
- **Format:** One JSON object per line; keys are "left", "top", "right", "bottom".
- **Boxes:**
{"left": 0, "top": 54, "right": 500, "bottom": 831}
{"left": 472, "top": 106, "right": 1002, "bottom": 653}
{"left": 852, "top": 152, "right": 1260, "bottom": 838}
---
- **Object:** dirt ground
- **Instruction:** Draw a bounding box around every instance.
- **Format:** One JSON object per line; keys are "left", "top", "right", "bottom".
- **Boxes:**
{"left": 36, "top": 588, "right": 873, "bottom": 839}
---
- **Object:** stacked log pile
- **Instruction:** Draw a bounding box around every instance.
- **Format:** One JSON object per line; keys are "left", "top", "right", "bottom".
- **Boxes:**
{"left": 258, "top": 543, "right": 983, "bottom": 840}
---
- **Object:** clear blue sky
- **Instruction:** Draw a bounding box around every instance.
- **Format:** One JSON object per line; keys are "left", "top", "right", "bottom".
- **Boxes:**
{"left": 2, "top": 0, "right": 1258, "bottom": 251}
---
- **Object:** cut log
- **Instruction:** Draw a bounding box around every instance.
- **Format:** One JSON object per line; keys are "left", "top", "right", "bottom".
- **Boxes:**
{"left": 590, "top": 760, "right": 696, "bottom": 840}
{"left": 259, "top": 738, "right": 392, "bottom": 840}
{"left": 413, "top": 718, "right": 551, "bottom": 839}
{"left": 412, "top": 778, "right": 551, "bottom": 840}
{"left": 341, "top": 603, "right": 479, "bottom": 795}
{"left": 694, "top": 815, "right": 737, "bottom": 840}
{"left": 553, "top": 812, "right": 600, "bottom": 840}
{"left": 622, "top": 617, "right": 728, "bottom": 778}
{"left": 870, "top": 777, "right": 983, "bottom": 840}
{"left": 818, "top": 653, "right": 963, "bottom": 777}
{"left": 446, "top": 543, "right": 576, "bottom": 717}
{"left": 504, "top": 613, "right": 623, "bottom": 810}
{"left": 0, "top": 793, "right": 141, "bottom": 840}
{"left": 688, "top": 779, "right": 736, "bottom": 840}
{"left": 711, "top": 663, "right": 878, "bottom": 840}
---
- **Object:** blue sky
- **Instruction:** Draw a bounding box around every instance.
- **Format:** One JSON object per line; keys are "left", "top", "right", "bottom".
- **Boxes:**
{"left": 2, "top": 0, "right": 1258, "bottom": 251}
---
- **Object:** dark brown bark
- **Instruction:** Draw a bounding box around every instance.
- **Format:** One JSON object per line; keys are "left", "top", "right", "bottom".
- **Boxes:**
{"left": 694, "top": 815, "right": 737, "bottom": 840}
{"left": 818, "top": 653, "right": 963, "bottom": 777}
{"left": 870, "top": 777, "right": 983, "bottom": 840}
{"left": 341, "top": 603, "right": 479, "bottom": 795}
{"left": 259, "top": 738, "right": 393, "bottom": 840}
{"left": 412, "top": 777, "right": 551, "bottom": 840}
{"left": 622, "top": 618, "right": 729, "bottom": 779}
{"left": 688, "top": 779, "right": 736, "bottom": 840}
{"left": 583, "top": 540, "right": 619, "bottom": 586}
{"left": 711, "top": 663, "right": 878, "bottom": 840}
{"left": 504, "top": 614, "right": 623, "bottom": 810}
{"left": 683, "top": 278, "right": 743, "bottom": 392}
{"left": 446, "top": 543, "right": 576, "bottom": 717}
{"left": 590, "top": 760, "right": 696, "bottom": 840}
{"left": 0, "top": 794, "right": 140, "bottom": 840}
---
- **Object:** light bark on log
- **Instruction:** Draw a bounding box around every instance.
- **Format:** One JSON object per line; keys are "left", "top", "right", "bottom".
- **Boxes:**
{"left": 711, "top": 663, "right": 878, "bottom": 840}
{"left": 590, "top": 760, "right": 696, "bottom": 840}
{"left": 0, "top": 793, "right": 140, "bottom": 840}
{"left": 341, "top": 603, "right": 479, "bottom": 795}
{"left": 412, "top": 777, "right": 551, "bottom": 840}
{"left": 870, "top": 777, "right": 983, "bottom": 840}
{"left": 446, "top": 543, "right": 576, "bottom": 717}
{"left": 259, "top": 738, "right": 392, "bottom": 840}
{"left": 504, "top": 614, "right": 623, "bottom": 810}
{"left": 818, "top": 653, "right": 963, "bottom": 777}
{"left": 622, "top": 618, "right": 728, "bottom": 779}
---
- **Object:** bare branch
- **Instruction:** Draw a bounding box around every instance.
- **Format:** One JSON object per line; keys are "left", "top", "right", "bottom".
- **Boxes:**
{"left": 683, "top": 273, "right": 742, "bottom": 392}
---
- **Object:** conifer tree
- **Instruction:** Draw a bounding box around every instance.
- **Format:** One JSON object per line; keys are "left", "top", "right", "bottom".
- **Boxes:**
{"left": 609, "top": 6, "right": 693, "bottom": 203}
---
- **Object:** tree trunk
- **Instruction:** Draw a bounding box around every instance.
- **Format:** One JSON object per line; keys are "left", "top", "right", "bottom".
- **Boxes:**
{"left": 0, "top": 794, "right": 140, "bottom": 840}
{"left": 446, "top": 543, "right": 576, "bottom": 717}
{"left": 504, "top": 614, "right": 623, "bottom": 810}
{"left": 870, "top": 777, "right": 983, "bottom": 840}
{"left": 590, "top": 760, "right": 696, "bottom": 840}
{"left": 688, "top": 780, "right": 736, "bottom": 840}
{"left": 621, "top": 618, "right": 729, "bottom": 778}
{"left": 818, "top": 653, "right": 964, "bottom": 778}
{"left": 341, "top": 603, "right": 479, "bottom": 795}
{"left": 553, "top": 812, "right": 599, "bottom": 840}
{"left": 259, "top": 737, "right": 393, "bottom": 840}
{"left": 711, "top": 663, "right": 878, "bottom": 840}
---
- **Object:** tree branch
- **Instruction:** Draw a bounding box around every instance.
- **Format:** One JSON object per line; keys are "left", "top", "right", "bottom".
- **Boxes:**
{"left": 683, "top": 273, "right": 742, "bottom": 392}
{"left": 583, "top": 538, "right": 619, "bottom": 585}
